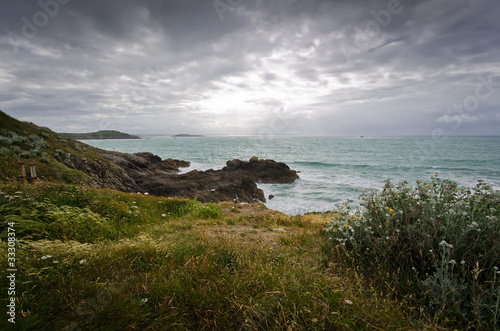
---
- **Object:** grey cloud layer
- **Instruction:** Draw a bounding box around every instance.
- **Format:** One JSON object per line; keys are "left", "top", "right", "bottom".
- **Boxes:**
{"left": 0, "top": 0, "right": 499, "bottom": 135}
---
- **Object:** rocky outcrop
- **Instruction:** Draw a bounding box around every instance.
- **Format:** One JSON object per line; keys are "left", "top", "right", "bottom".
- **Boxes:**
{"left": 52, "top": 147, "right": 298, "bottom": 203}
{"left": 99, "top": 151, "right": 190, "bottom": 178}
{"left": 92, "top": 152, "right": 298, "bottom": 203}
{"left": 138, "top": 170, "right": 265, "bottom": 203}
{"left": 223, "top": 157, "right": 299, "bottom": 184}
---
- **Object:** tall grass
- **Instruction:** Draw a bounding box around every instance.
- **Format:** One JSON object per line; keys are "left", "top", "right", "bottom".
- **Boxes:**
{"left": 0, "top": 183, "right": 421, "bottom": 330}
{"left": 324, "top": 174, "right": 500, "bottom": 329}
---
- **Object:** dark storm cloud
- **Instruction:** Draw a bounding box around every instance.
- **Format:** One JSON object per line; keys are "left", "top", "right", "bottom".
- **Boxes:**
{"left": 0, "top": 0, "right": 499, "bottom": 135}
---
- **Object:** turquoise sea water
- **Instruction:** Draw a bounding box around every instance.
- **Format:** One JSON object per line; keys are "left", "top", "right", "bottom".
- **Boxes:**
{"left": 84, "top": 136, "right": 500, "bottom": 215}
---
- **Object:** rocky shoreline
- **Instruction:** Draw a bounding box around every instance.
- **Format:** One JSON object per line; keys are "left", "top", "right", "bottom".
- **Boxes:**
{"left": 84, "top": 150, "right": 299, "bottom": 203}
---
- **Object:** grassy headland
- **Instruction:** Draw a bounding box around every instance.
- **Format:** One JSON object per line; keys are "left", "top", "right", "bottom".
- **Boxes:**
{"left": 60, "top": 130, "right": 140, "bottom": 140}
{"left": 0, "top": 183, "right": 419, "bottom": 330}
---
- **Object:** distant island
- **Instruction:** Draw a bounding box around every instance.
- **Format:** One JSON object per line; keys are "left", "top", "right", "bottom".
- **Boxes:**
{"left": 60, "top": 130, "right": 141, "bottom": 140}
{"left": 172, "top": 134, "right": 205, "bottom": 137}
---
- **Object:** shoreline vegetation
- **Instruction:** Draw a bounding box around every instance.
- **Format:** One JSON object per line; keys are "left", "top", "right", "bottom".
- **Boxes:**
{"left": 1, "top": 110, "right": 499, "bottom": 329}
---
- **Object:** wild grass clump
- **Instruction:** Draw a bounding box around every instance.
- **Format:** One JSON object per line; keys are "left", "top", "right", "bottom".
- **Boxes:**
{"left": 324, "top": 174, "right": 500, "bottom": 329}
{"left": 0, "top": 201, "right": 116, "bottom": 242}
{"left": 0, "top": 184, "right": 225, "bottom": 244}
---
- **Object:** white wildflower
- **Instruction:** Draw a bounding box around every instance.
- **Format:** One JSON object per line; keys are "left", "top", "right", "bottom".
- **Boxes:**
{"left": 449, "top": 260, "right": 456, "bottom": 265}
{"left": 141, "top": 298, "right": 148, "bottom": 303}
{"left": 161, "top": 214, "right": 166, "bottom": 217}
{"left": 79, "top": 259, "right": 87, "bottom": 265}
{"left": 53, "top": 260, "right": 59, "bottom": 264}
{"left": 345, "top": 299, "right": 353, "bottom": 305}
{"left": 41, "top": 255, "right": 52, "bottom": 260}
{"left": 144, "top": 192, "right": 149, "bottom": 195}
{"left": 461, "top": 260, "right": 466, "bottom": 265}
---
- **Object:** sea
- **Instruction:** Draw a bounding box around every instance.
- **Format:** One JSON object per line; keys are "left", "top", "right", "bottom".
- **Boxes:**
{"left": 84, "top": 136, "right": 500, "bottom": 215}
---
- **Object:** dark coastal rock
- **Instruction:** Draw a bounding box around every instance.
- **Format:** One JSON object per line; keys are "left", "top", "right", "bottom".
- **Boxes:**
{"left": 138, "top": 172, "right": 265, "bottom": 203}
{"left": 99, "top": 151, "right": 190, "bottom": 177}
{"left": 65, "top": 150, "right": 298, "bottom": 203}
{"left": 224, "top": 157, "right": 299, "bottom": 183}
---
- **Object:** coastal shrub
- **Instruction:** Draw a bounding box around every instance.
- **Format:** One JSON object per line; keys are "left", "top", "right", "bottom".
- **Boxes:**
{"left": 28, "top": 134, "right": 39, "bottom": 142}
{"left": 11, "top": 145, "right": 22, "bottom": 154}
{"left": 28, "top": 135, "right": 48, "bottom": 149}
{"left": 324, "top": 175, "right": 500, "bottom": 329}
{"left": 30, "top": 148, "right": 41, "bottom": 157}
{"left": 54, "top": 149, "right": 63, "bottom": 162}
{"left": 0, "top": 136, "right": 13, "bottom": 146}
{"left": 9, "top": 131, "right": 28, "bottom": 144}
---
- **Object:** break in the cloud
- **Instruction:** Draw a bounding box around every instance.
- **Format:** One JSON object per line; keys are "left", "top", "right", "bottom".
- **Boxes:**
{"left": 0, "top": 0, "right": 499, "bottom": 135}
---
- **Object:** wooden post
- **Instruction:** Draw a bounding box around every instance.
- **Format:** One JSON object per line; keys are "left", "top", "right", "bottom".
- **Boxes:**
{"left": 18, "top": 162, "right": 27, "bottom": 184}
{"left": 29, "top": 162, "right": 37, "bottom": 179}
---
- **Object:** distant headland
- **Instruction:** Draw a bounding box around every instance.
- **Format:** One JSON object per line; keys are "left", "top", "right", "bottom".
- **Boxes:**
{"left": 60, "top": 130, "right": 141, "bottom": 140}
{"left": 172, "top": 134, "right": 205, "bottom": 137}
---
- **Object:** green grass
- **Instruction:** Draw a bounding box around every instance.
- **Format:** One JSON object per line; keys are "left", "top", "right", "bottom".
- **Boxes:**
{"left": 0, "top": 183, "right": 426, "bottom": 330}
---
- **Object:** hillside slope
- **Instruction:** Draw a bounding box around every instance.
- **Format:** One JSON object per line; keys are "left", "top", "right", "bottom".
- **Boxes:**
{"left": 0, "top": 110, "right": 144, "bottom": 190}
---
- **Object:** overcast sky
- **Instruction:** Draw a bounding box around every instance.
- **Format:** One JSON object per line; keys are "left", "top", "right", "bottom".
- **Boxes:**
{"left": 1, "top": 0, "right": 499, "bottom": 136}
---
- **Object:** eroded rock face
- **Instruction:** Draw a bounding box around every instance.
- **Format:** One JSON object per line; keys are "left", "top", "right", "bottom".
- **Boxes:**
{"left": 138, "top": 170, "right": 265, "bottom": 203}
{"left": 78, "top": 151, "right": 299, "bottom": 203}
{"left": 223, "top": 157, "right": 299, "bottom": 184}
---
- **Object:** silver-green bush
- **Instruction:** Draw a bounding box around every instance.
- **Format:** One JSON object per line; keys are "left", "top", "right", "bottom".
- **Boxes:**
{"left": 325, "top": 175, "right": 500, "bottom": 329}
